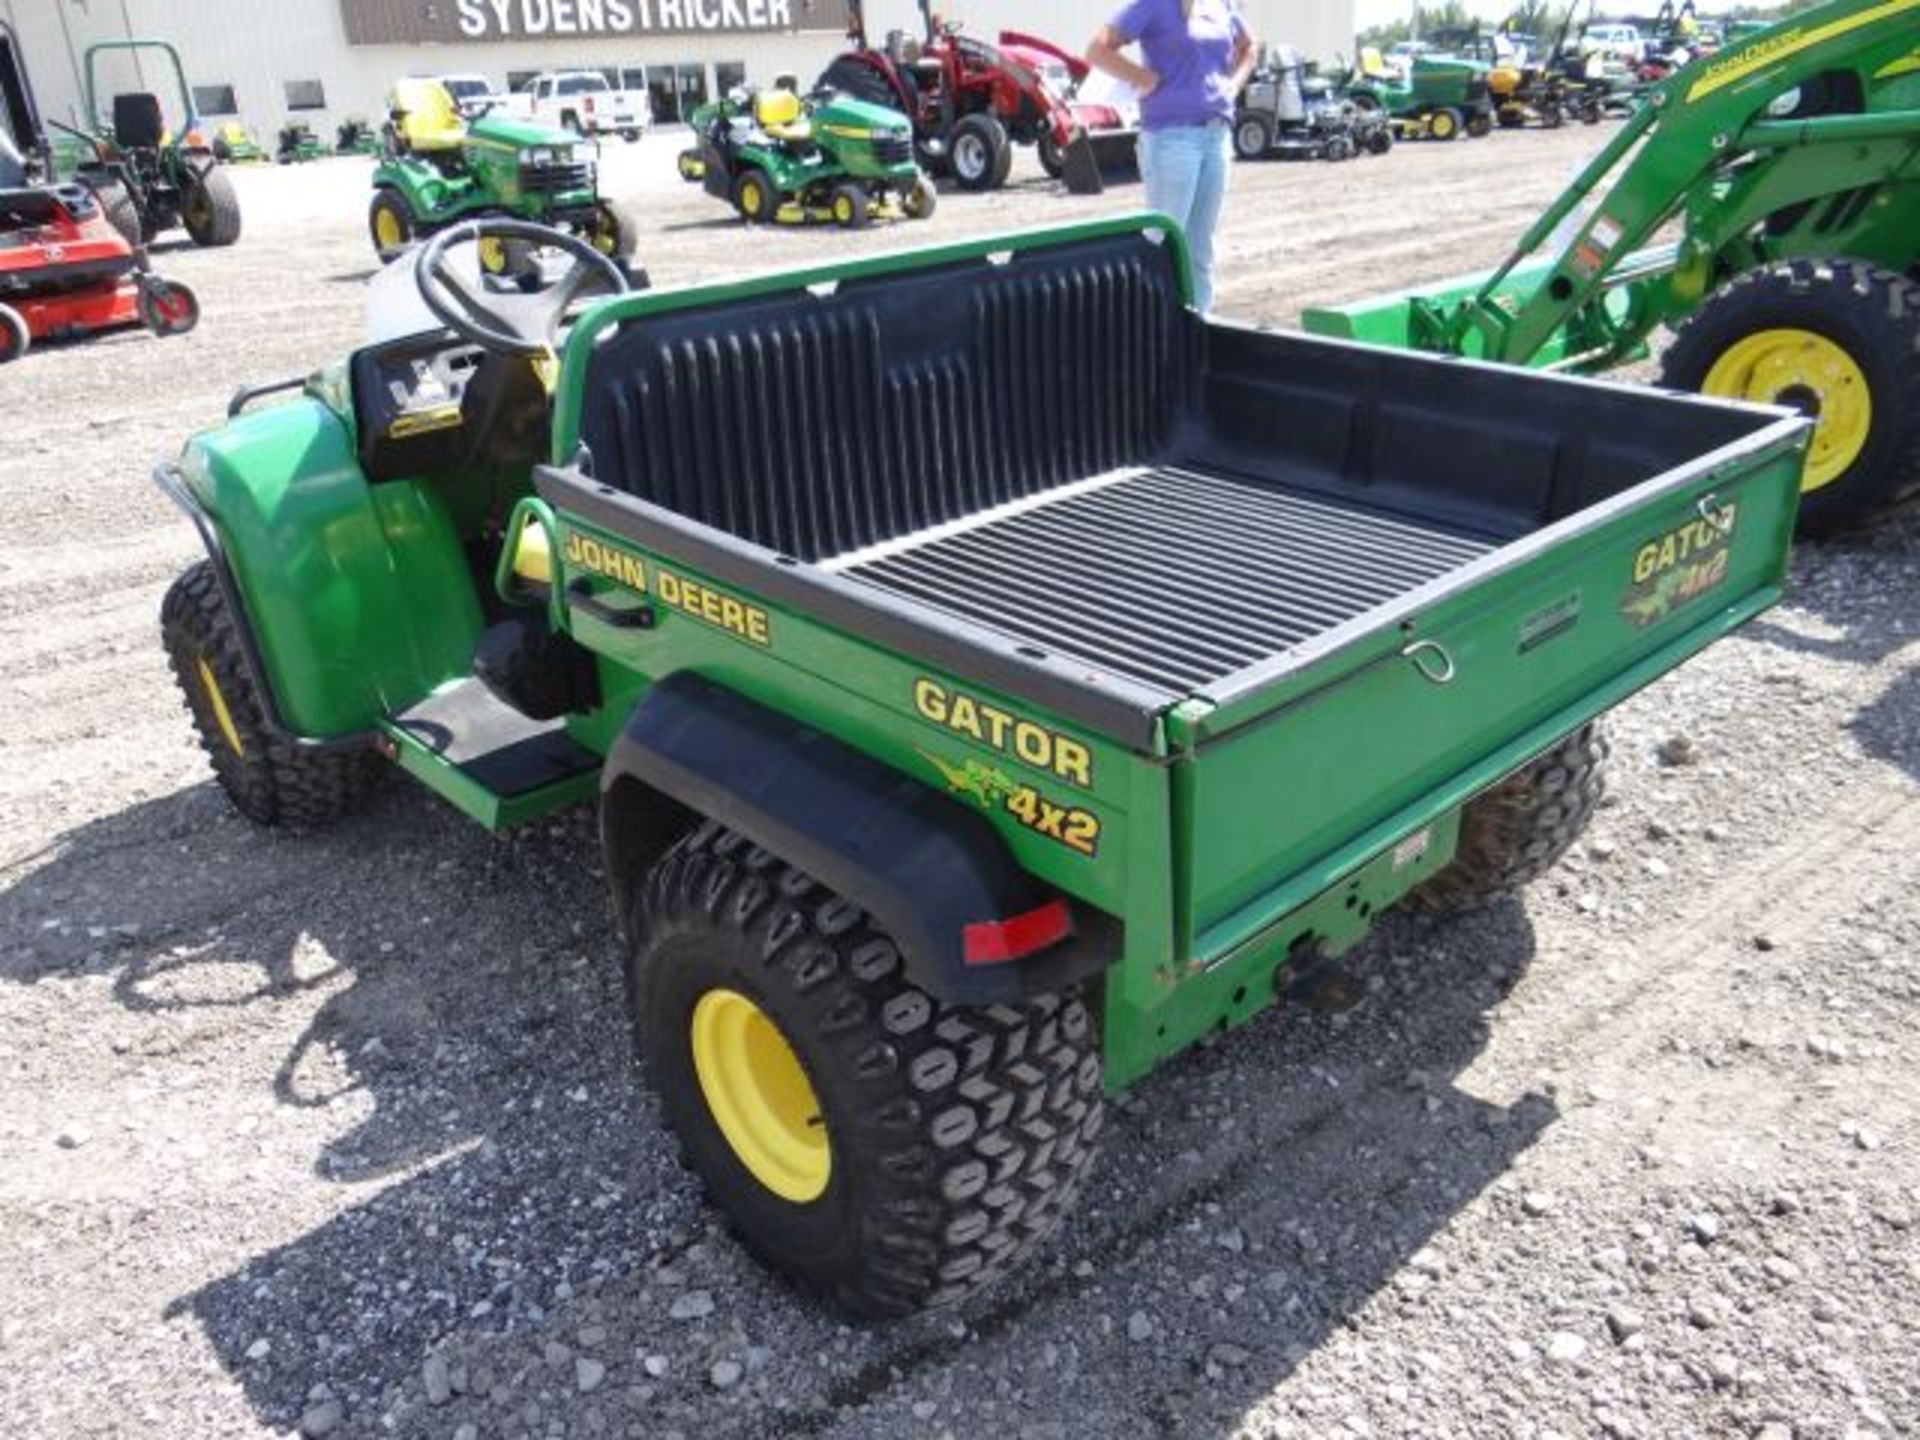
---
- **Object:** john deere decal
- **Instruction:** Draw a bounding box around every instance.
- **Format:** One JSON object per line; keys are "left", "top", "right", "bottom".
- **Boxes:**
{"left": 1622, "top": 502, "right": 1738, "bottom": 629}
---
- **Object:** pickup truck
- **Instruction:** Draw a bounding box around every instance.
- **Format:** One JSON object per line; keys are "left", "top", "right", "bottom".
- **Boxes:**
{"left": 154, "top": 215, "right": 1808, "bottom": 1319}
{"left": 508, "top": 70, "right": 644, "bottom": 141}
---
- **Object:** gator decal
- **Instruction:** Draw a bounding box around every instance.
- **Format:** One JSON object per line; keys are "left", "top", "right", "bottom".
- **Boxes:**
{"left": 911, "top": 679, "right": 1094, "bottom": 789}
{"left": 920, "top": 749, "right": 1102, "bottom": 858}
{"left": 1622, "top": 502, "right": 1738, "bottom": 629}
{"left": 1687, "top": 0, "right": 1920, "bottom": 101}
{"left": 565, "top": 531, "right": 648, "bottom": 591}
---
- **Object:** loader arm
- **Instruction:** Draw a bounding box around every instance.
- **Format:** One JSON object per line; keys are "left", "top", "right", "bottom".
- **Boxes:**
{"left": 1427, "top": 0, "right": 1920, "bottom": 370}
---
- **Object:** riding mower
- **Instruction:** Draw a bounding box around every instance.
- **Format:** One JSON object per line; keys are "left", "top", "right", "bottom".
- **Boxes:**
{"left": 0, "top": 22, "right": 197, "bottom": 362}
{"left": 1305, "top": 0, "right": 1920, "bottom": 536}
{"left": 818, "top": 0, "right": 1128, "bottom": 194}
{"left": 1337, "top": 47, "right": 1494, "bottom": 140}
{"left": 681, "top": 82, "right": 935, "bottom": 229}
{"left": 210, "top": 122, "right": 268, "bottom": 164}
{"left": 336, "top": 117, "right": 383, "bottom": 156}
{"left": 51, "top": 39, "right": 241, "bottom": 249}
{"left": 368, "top": 78, "right": 638, "bottom": 269}
{"left": 277, "top": 122, "right": 325, "bottom": 164}
{"left": 1235, "top": 46, "right": 1392, "bottom": 161}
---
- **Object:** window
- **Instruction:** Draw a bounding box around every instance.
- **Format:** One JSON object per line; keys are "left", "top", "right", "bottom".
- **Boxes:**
{"left": 715, "top": 62, "right": 746, "bottom": 96}
{"left": 192, "top": 84, "right": 238, "bottom": 116}
{"left": 620, "top": 67, "right": 648, "bottom": 92}
{"left": 507, "top": 70, "right": 540, "bottom": 92}
{"left": 284, "top": 79, "right": 326, "bottom": 111}
{"left": 558, "top": 74, "right": 608, "bottom": 95}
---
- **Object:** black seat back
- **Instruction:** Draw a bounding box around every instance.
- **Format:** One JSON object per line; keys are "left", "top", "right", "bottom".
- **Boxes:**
{"left": 577, "top": 232, "right": 1193, "bottom": 562}
{"left": 113, "top": 93, "right": 164, "bottom": 149}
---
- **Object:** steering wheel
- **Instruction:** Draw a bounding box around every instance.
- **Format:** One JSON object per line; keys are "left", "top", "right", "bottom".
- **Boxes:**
{"left": 416, "top": 218, "right": 629, "bottom": 359}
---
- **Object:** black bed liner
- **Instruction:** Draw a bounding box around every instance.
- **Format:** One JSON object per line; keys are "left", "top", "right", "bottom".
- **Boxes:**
{"left": 830, "top": 462, "right": 1493, "bottom": 699}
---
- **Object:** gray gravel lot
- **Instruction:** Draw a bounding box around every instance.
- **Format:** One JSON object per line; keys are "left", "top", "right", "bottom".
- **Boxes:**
{"left": 1, "top": 129, "right": 1916, "bottom": 1439}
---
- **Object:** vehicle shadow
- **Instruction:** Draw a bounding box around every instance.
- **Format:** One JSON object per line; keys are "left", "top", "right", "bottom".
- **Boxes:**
{"left": 2, "top": 760, "right": 1553, "bottom": 1439}
{"left": 1743, "top": 503, "right": 1920, "bottom": 669}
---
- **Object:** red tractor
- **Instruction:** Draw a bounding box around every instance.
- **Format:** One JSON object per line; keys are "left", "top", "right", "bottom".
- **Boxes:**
{"left": 0, "top": 21, "right": 196, "bottom": 362}
{"left": 819, "top": 0, "right": 1134, "bottom": 195}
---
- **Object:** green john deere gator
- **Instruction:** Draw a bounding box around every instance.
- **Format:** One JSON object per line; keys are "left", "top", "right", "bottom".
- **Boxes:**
{"left": 156, "top": 213, "right": 1808, "bottom": 1317}
{"left": 1305, "top": 0, "right": 1920, "bottom": 535}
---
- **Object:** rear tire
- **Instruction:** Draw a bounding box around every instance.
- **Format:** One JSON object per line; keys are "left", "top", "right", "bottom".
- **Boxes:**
{"left": 1428, "top": 106, "right": 1463, "bottom": 140}
{"left": 91, "top": 180, "right": 144, "bottom": 248}
{"left": 182, "top": 167, "right": 242, "bottom": 246}
{"left": 949, "top": 113, "right": 1010, "bottom": 192}
{"left": 1412, "top": 724, "right": 1608, "bottom": 914}
{"left": 161, "top": 561, "right": 381, "bottom": 829}
{"left": 1233, "top": 113, "right": 1273, "bottom": 160}
{"left": 631, "top": 824, "right": 1105, "bottom": 1318}
{"left": 1465, "top": 109, "right": 1493, "bottom": 138}
{"left": 1660, "top": 259, "right": 1920, "bottom": 536}
{"left": 0, "top": 302, "right": 27, "bottom": 362}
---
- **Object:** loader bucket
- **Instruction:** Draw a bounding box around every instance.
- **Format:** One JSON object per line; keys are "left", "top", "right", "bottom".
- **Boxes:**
{"left": 1087, "top": 127, "right": 1139, "bottom": 182}
{"left": 1060, "top": 130, "right": 1106, "bottom": 194}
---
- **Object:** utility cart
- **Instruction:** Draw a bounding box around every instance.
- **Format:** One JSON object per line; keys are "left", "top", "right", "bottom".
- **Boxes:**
{"left": 156, "top": 215, "right": 1808, "bottom": 1318}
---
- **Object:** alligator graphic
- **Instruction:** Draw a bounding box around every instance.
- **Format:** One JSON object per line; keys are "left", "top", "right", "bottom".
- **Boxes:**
{"left": 918, "top": 749, "right": 1018, "bottom": 812}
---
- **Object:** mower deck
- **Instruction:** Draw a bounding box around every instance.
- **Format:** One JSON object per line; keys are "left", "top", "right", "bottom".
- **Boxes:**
{"left": 830, "top": 463, "right": 1494, "bottom": 698}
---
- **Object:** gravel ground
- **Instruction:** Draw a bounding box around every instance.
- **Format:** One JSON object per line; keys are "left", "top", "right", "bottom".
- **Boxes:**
{"left": 2, "top": 128, "right": 1917, "bottom": 1440}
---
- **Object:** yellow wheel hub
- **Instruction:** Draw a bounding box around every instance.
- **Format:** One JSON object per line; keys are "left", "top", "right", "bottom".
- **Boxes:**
{"left": 374, "top": 207, "right": 404, "bottom": 250}
{"left": 691, "top": 989, "right": 830, "bottom": 1202}
{"left": 477, "top": 237, "right": 508, "bottom": 274}
{"left": 196, "top": 656, "right": 245, "bottom": 757}
{"left": 1702, "top": 328, "right": 1871, "bottom": 493}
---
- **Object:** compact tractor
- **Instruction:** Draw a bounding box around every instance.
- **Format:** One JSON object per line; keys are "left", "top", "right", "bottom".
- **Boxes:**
{"left": 1235, "top": 46, "right": 1393, "bottom": 160}
{"left": 1306, "top": 0, "right": 1920, "bottom": 535}
{"left": 53, "top": 39, "right": 241, "bottom": 248}
{"left": 368, "top": 78, "right": 638, "bottom": 268}
{"left": 680, "top": 82, "right": 936, "bottom": 228}
{"left": 0, "top": 21, "right": 197, "bottom": 362}
{"left": 1338, "top": 46, "right": 1495, "bottom": 140}
{"left": 154, "top": 210, "right": 1805, "bottom": 1316}
{"left": 818, "top": 0, "right": 1131, "bottom": 194}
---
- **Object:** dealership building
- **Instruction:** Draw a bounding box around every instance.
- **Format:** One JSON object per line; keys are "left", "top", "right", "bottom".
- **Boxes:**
{"left": 4, "top": 0, "right": 1355, "bottom": 137}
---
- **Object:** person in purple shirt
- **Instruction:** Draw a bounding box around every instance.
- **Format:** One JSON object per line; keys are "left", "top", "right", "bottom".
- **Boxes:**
{"left": 1088, "top": 0, "right": 1256, "bottom": 314}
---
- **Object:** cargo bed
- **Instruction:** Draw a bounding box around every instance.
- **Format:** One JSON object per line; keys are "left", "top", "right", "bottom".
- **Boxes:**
{"left": 826, "top": 462, "right": 1495, "bottom": 700}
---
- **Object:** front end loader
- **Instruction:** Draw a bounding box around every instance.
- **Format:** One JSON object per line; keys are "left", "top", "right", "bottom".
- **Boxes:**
{"left": 1305, "top": 0, "right": 1920, "bottom": 534}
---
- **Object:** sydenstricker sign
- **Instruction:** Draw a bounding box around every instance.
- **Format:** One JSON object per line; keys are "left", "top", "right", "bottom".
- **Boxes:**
{"left": 339, "top": 0, "right": 849, "bottom": 44}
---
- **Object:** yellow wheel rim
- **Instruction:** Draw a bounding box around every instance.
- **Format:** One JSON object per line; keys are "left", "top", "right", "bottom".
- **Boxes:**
{"left": 374, "top": 206, "right": 404, "bottom": 250}
{"left": 1702, "top": 328, "right": 1872, "bottom": 493}
{"left": 196, "top": 656, "right": 245, "bottom": 757}
{"left": 744, "top": 182, "right": 766, "bottom": 218}
{"left": 1431, "top": 112, "right": 1456, "bottom": 138}
{"left": 477, "top": 237, "right": 508, "bottom": 274}
{"left": 834, "top": 195, "right": 854, "bottom": 223}
{"left": 691, "top": 989, "right": 830, "bottom": 1202}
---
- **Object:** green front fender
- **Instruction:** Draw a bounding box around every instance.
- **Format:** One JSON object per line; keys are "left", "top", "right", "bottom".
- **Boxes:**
{"left": 373, "top": 158, "right": 464, "bottom": 220}
{"left": 176, "top": 398, "right": 482, "bottom": 738}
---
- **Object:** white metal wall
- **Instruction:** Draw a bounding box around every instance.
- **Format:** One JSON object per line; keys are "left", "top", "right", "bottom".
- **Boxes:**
{"left": 2, "top": 0, "right": 1356, "bottom": 136}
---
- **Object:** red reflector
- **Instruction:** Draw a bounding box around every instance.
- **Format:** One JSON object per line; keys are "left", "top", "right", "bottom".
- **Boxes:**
{"left": 962, "top": 899, "right": 1074, "bottom": 966}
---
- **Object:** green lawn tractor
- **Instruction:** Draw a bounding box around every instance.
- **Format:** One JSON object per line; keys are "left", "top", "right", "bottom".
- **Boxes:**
{"left": 368, "top": 78, "right": 638, "bottom": 267}
{"left": 210, "top": 122, "right": 268, "bottom": 164}
{"left": 681, "top": 83, "right": 935, "bottom": 228}
{"left": 335, "top": 116, "right": 383, "bottom": 156}
{"left": 51, "top": 39, "right": 240, "bottom": 248}
{"left": 154, "top": 212, "right": 1806, "bottom": 1318}
{"left": 1339, "top": 46, "right": 1495, "bottom": 139}
{"left": 276, "top": 122, "right": 325, "bottom": 164}
{"left": 1305, "top": 0, "right": 1920, "bottom": 535}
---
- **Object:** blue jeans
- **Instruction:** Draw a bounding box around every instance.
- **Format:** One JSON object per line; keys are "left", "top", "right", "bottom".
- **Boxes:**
{"left": 1138, "top": 121, "right": 1231, "bottom": 314}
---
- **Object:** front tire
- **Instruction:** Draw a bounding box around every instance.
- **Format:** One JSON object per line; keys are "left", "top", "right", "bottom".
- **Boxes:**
{"left": 588, "top": 198, "right": 638, "bottom": 258}
{"left": 1412, "top": 724, "right": 1608, "bottom": 914}
{"left": 732, "top": 167, "right": 776, "bottom": 224}
{"left": 1661, "top": 259, "right": 1920, "bottom": 536}
{"left": 1428, "top": 106, "right": 1462, "bottom": 141}
{"left": 631, "top": 825, "right": 1105, "bottom": 1317}
{"left": 368, "top": 188, "right": 416, "bottom": 262}
{"left": 137, "top": 279, "right": 200, "bottom": 337}
{"left": 902, "top": 175, "right": 938, "bottom": 221}
{"left": 91, "top": 180, "right": 144, "bottom": 248}
{"left": 182, "top": 167, "right": 242, "bottom": 246}
{"left": 161, "top": 562, "right": 381, "bottom": 829}
{"left": 829, "top": 181, "right": 870, "bottom": 230}
{"left": 0, "top": 302, "right": 27, "bottom": 362}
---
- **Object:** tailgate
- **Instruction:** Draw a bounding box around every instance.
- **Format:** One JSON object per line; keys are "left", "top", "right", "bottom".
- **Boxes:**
{"left": 1173, "top": 412, "right": 1807, "bottom": 960}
